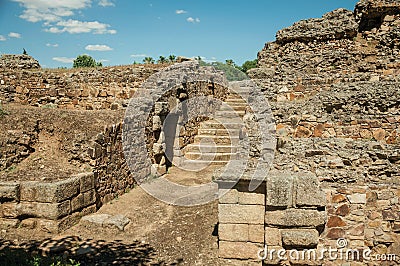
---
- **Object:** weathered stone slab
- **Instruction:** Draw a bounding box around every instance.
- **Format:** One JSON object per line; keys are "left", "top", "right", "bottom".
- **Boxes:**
{"left": 81, "top": 213, "right": 130, "bottom": 231}
{"left": 295, "top": 173, "right": 326, "bottom": 207}
{"left": 219, "top": 258, "right": 262, "bottom": 266}
{"left": 219, "top": 204, "right": 265, "bottom": 225}
{"left": 281, "top": 229, "right": 319, "bottom": 248}
{"left": 219, "top": 189, "right": 238, "bottom": 204}
{"left": 265, "top": 209, "right": 326, "bottom": 227}
{"left": 0, "top": 202, "right": 19, "bottom": 218}
{"left": 70, "top": 189, "right": 96, "bottom": 212}
{"left": 0, "top": 218, "right": 19, "bottom": 229}
{"left": 17, "top": 201, "right": 71, "bottom": 220}
{"left": 77, "top": 172, "right": 95, "bottom": 193}
{"left": 219, "top": 241, "right": 263, "bottom": 260}
{"left": 0, "top": 183, "right": 20, "bottom": 201}
{"left": 264, "top": 227, "right": 282, "bottom": 246}
{"left": 266, "top": 173, "right": 294, "bottom": 208}
{"left": 248, "top": 225, "right": 264, "bottom": 243}
{"left": 219, "top": 223, "right": 249, "bottom": 242}
{"left": 20, "top": 177, "right": 80, "bottom": 203}
{"left": 347, "top": 193, "right": 367, "bottom": 204}
{"left": 238, "top": 192, "right": 264, "bottom": 206}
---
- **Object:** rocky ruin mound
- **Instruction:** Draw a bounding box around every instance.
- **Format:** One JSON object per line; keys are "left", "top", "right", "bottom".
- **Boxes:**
{"left": 0, "top": 54, "right": 41, "bottom": 69}
{"left": 250, "top": 0, "right": 400, "bottom": 103}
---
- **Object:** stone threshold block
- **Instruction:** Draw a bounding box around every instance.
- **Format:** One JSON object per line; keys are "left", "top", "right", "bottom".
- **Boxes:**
{"left": 219, "top": 241, "right": 264, "bottom": 260}
{"left": 20, "top": 173, "right": 95, "bottom": 203}
{"left": 219, "top": 223, "right": 264, "bottom": 243}
{"left": 265, "top": 209, "right": 326, "bottom": 228}
{"left": 219, "top": 204, "right": 265, "bottom": 225}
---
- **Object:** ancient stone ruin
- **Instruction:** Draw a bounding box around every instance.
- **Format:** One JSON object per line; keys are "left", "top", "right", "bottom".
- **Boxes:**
{"left": 0, "top": 0, "right": 399, "bottom": 265}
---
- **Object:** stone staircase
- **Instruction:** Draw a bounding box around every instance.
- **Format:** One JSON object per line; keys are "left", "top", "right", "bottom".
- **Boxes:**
{"left": 179, "top": 81, "right": 250, "bottom": 170}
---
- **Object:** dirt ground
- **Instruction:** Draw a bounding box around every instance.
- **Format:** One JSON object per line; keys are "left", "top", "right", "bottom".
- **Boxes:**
{"left": 0, "top": 166, "right": 221, "bottom": 265}
{"left": 0, "top": 104, "right": 124, "bottom": 182}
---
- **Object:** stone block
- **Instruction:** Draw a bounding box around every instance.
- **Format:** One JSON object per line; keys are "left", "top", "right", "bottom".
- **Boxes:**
{"left": 266, "top": 173, "right": 294, "bottom": 208}
{"left": 281, "top": 229, "right": 319, "bottom": 248}
{"left": 78, "top": 172, "right": 95, "bottom": 193}
{"left": 295, "top": 173, "right": 326, "bottom": 207}
{"left": 219, "top": 223, "right": 248, "bottom": 242}
{"left": 20, "top": 177, "right": 80, "bottom": 203}
{"left": 1, "top": 203, "right": 19, "bottom": 218}
{"left": 265, "top": 209, "right": 326, "bottom": 227}
{"left": 347, "top": 194, "right": 366, "bottom": 204}
{"left": 219, "top": 189, "right": 238, "bottom": 204}
{"left": 219, "top": 241, "right": 263, "bottom": 260}
{"left": 248, "top": 225, "right": 264, "bottom": 243}
{"left": 70, "top": 190, "right": 96, "bottom": 212}
{"left": 0, "top": 183, "right": 20, "bottom": 201}
{"left": 219, "top": 259, "right": 262, "bottom": 266}
{"left": 0, "top": 218, "right": 19, "bottom": 229}
{"left": 265, "top": 227, "right": 282, "bottom": 246}
{"left": 20, "top": 218, "right": 37, "bottom": 229}
{"left": 17, "top": 201, "right": 71, "bottom": 220}
{"left": 238, "top": 192, "right": 264, "bottom": 205}
{"left": 219, "top": 204, "right": 265, "bottom": 225}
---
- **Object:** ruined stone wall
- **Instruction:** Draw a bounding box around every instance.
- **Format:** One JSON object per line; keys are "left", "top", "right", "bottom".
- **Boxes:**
{"left": 0, "top": 173, "right": 96, "bottom": 233}
{"left": 0, "top": 54, "right": 41, "bottom": 69}
{"left": 0, "top": 65, "right": 164, "bottom": 110}
{"left": 219, "top": 0, "right": 400, "bottom": 265}
{"left": 89, "top": 123, "right": 134, "bottom": 205}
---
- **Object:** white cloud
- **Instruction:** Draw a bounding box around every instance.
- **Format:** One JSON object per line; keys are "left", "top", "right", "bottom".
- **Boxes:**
{"left": 52, "top": 57, "right": 74, "bottom": 63}
{"left": 12, "top": 0, "right": 91, "bottom": 22}
{"left": 46, "top": 19, "right": 117, "bottom": 34}
{"left": 130, "top": 54, "right": 147, "bottom": 58}
{"left": 46, "top": 43, "right": 59, "bottom": 47}
{"left": 98, "top": 0, "right": 114, "bottom": 7}
{"left": 0, "top": 35, "right": 6, "bottom": 41}
{"left": 187, "top": 17, "right": 200, "bottom": 23}
{"left": 12, "top": 0, "right": 116, "bottom": 35}
{"left": 176, "top": 10, "right": 187, "bottom": 14}
{"left": 8, "top": 32, "right": 22, "bottom": 38}
{"left": 85, "top": 44, "right": 113, "bottom": 51}
{"left": 98, "top": 59, "right": 109, "bottom": 62}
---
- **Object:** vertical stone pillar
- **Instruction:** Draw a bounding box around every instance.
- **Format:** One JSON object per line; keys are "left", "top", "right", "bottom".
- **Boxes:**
{"left": 217, "top": 179, "right": 265, "bottom": 265}
{"left": 264, "top": 171, "right": 327, "bottom": 265}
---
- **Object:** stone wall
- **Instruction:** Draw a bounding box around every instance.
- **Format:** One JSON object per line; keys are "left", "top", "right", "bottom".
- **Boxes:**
{"left": 0, "top": 173, "right": 96, "bottom": 233}
{"left": 89, "top": 123, "right": 134, "bottom": 205}
{"left": 0, "top": 65, "right": 163, "bottom": 110}
{"left": 224, "top": 0, "right": 400, "bottom": 264}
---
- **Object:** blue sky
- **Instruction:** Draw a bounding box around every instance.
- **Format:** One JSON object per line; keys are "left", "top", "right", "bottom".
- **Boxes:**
{"left": 0, "top": 0, "right": 358, "bottom": 68}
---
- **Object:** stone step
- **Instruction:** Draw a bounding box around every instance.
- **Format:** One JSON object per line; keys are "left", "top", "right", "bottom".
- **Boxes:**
{"left": 194, "top": 135, "right": 239, "bottom": 145}
{"left": 198, "top": 128, "right": 240, "bottom": 136}
{"left": 215, "top": 110, "right": 245, "bottom": 118}
{"left": 179, "top": 160, "right": 229, "bottom": 170}
{"left": 219, "top": 105, "right": 247, "bottom": 112}
{"left": 200, "top": 121, "right": 244, "bottom": 130}
{"left": 225, "top": 98, "right": 247, "bottom": 103}
{"left": 184, "top": 144, "right": 238, "bottom": 153}
{"left": 184, "top": 152, "right": 237, "bottom": 161}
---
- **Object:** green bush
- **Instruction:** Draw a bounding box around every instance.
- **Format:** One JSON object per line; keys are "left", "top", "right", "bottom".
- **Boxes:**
{"left": 73, "top": 55, "right": 102, "bottom": 68}
{"left": 198, "top": 60, "right": 249, "bottom": 81}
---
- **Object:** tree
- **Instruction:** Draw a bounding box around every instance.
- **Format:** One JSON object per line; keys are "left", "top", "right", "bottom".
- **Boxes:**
{"left": 225, "top": 59, "right": 234, "bottom": 66}
{"left": 23, "top": 48, "right": 28, "bottom": 55}
{"left": 157, "top": 56, "right": 167, "bottom": 64}
{"left": 73, "top": 55, "right": 101, "bottom": 68}
{"left": 168, "top": 55, "right": 176, "bottom": 62}
{"left": 240, "top": 59, "right": 258, "bottom": 73}
{"left": 143, "top": 57, "right": 155, "bottom": 64}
